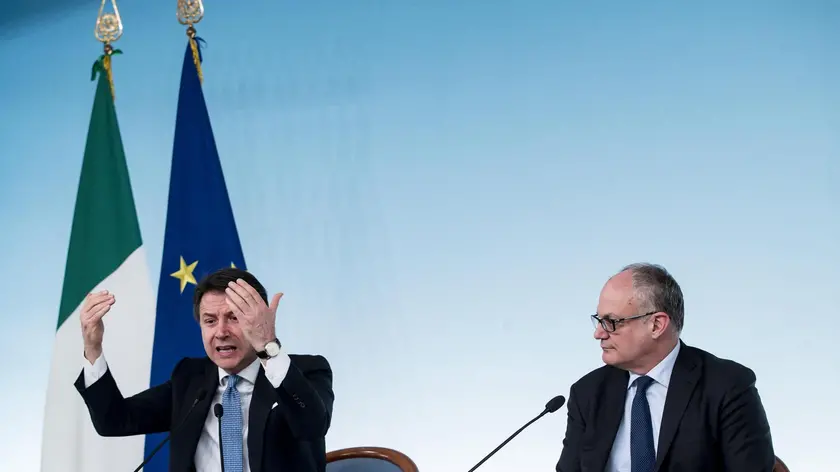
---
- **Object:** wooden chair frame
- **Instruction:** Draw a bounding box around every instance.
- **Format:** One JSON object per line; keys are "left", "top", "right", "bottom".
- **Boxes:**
{"left": 326, "top": 446, "right": 419, "bottom": 472}
{"left": 326, "top": 447, "right": 784, "bottom": 472}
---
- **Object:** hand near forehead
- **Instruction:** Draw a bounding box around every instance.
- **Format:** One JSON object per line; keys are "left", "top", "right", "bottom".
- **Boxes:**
{"left": 80, "top": 290, "right": 115, "bottom": 363}
{"left": 224, "top": 278, "right": 283, "bottom": 351}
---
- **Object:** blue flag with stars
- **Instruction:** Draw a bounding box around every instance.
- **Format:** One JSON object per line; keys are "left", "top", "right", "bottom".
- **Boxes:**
{"left": 143, "top": 38, "right": 247, "bottom": 471}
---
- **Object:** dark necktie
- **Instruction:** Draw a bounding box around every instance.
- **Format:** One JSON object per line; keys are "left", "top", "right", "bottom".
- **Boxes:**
{"left": 630, "top": 375, "right": 656, "bottom": 472}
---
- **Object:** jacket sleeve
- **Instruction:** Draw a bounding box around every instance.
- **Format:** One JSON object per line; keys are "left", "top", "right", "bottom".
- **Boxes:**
{"left": 259, "top": 354, "right": 334, "bottom": 440}
{"left": 556, "top": 382, "right": 584, "bottom": 472}
{"left": 719, "top": 368, "right": 776, "bottom": 472}
{"left": 74, "top": 360, "right": 178, "bottom": 436}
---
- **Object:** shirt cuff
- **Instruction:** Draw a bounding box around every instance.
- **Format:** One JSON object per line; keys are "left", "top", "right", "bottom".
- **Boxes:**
{"left": 261, "top": 348, "right": 291, "bottom": 389}
{"left": 83, "top": 352, "right": 108, "bottom": 388}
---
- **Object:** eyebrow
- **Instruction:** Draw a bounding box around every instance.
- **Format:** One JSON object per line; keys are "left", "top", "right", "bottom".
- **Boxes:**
{"left": 201, "top": 311, "right": 235, "bottom": 318}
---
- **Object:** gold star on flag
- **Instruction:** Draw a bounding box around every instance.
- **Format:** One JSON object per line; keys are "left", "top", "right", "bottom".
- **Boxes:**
{"left": 230, "top": 262, "right": 236, "bottom": 268}
{"left": 170, "top": 256, "right": 198, "bottom": 293}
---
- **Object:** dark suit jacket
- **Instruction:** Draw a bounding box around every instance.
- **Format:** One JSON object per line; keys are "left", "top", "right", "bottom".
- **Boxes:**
{"left": 556, "top": 341, "right": 775, "bottom": 472}
{"left": 74, "top": 354, "right": 334, "bottom": 472}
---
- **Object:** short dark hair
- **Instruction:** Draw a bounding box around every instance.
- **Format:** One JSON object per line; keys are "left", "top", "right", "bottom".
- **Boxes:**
{"left": 193, "top": 267, "right": 268, "bottom": 320}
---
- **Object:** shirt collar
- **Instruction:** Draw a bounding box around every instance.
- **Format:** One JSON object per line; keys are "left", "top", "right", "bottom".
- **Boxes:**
{"left": 627, "top": 341, "right": 681, "bottom": 389}
{"left": 219, "top": 357, "right": 261, "bottom": 387}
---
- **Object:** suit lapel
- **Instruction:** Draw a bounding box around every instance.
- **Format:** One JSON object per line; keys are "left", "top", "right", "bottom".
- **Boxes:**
{"left": 247, "top": 365, "right": 275, "bottom": 472}
{"left": 173, "top": 361, "right": 218, "bottom": 472}
{"left": 591, "top": 367, "right": 628, "bottom": 472}
{"left": 655, "top": 342, "right": 701, "bottom": 471}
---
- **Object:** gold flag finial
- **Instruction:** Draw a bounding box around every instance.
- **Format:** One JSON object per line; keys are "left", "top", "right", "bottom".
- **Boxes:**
{"left": 177, "top": 0, "right": 204, "bottom": 26}
{"left": 95, "top": 0, "right": 123, "bottom": 44}
{"left": 94, "top": 0, "right": 123, "bottom": 99}
{"left": 177, "top": 0, "right": 205, "bottom": 84}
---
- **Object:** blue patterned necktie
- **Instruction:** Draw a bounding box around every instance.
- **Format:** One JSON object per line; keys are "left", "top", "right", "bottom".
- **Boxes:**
{"left": 630, "top": 376, "right": 656, "bottom": 472}
{"left": 221, "top": 374, "right": 243, "bottom": 472}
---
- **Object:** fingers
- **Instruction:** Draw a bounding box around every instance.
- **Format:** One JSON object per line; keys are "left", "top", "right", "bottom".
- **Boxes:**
{"left": 89, "top": 302, "right": 112, "bottom": 324}
{"left": 225, "top": 294, "right": 246, "bottom": 317}
{"left": 85, "top": 298, "right": 114, "bottom": 319}
{"left": 225, "top": 285, "right": 249, "bottom": 315}
{"left": 224, "top": 279, "right": 282, "bottom": 317}
{"left": 80, "top": 290, "right": 112, "bottom": 351}
{"left": 238, "top": 279, "right": 264, "bottom": 305}
{"left": 84, "top": 291, "right": 112, "bottom": 310}
{"left": 227, "top": 279, "right": 263, "bottom": 308}
{"left": 269, "top": 292, "right": 284, "bottom": 311}
{"left": 82, "top": 291, "right": 114, "bottom": 322}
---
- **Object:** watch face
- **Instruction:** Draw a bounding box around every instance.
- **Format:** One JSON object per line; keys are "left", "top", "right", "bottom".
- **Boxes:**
{"left": 265, "top": 341, "right": 281, "bottom": 356}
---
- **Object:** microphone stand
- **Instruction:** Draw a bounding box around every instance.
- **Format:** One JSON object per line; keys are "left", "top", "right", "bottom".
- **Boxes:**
{"left": 214, "top": 403, "right": 225, "bottom": 472}
{"left": 466, "top": 395, "right": 566, "bottom": 472}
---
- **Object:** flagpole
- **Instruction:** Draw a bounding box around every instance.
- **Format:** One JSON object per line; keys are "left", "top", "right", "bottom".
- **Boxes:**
{"left": 94, "top": 0, "right": 124, "bottom": 99}
{"left": 41, "top": 2, "right": 154, "bottom": 471}
{"left": 177, "top": 0, "right": 206, "bottom": 84}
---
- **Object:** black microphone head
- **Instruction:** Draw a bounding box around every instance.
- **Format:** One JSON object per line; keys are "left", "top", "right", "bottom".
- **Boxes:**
{"left": 214, "top": 403, "right": 224, "bottom": 418}
{"left": 545, "top": 395, "right": 566, "bottom": 413}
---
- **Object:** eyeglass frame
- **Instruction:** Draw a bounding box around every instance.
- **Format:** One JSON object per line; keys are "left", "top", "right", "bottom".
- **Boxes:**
{"left": 591, "top": 311, "right": 661, "bottom": 333}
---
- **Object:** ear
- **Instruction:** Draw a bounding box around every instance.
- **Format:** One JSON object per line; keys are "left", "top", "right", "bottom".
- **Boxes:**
{"left": 650, "top": 312, "right": 670, "bottom": 339}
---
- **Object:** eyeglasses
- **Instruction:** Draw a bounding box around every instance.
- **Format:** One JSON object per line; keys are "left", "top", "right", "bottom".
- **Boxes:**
{"left": 591, "top": 311, "right": 658, "bottom": 333}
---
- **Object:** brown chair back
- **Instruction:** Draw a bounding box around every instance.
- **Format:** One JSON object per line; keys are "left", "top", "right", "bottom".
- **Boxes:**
{"left": 326, "top": 447, "right": 419, "bottom": 472}
{"left": 773, "top": 455, "right": 790, "bottom": 472}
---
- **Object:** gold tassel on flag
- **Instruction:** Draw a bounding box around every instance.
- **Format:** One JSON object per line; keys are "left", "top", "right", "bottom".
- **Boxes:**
{"left": 177, "top": 0, "right": 206, "bottom": 84}
{"left": 93, "top": 0, "right": 124, "bottom": 100}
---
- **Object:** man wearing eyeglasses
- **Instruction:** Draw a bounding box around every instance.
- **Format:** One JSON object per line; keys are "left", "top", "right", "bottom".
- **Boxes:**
{"left": 555, "top": 263, "right": 775, "bottom": 472}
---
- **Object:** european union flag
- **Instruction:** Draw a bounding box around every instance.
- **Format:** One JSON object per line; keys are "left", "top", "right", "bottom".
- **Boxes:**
{"left": 143, "top": 38, "right": 246, "bottom": 471}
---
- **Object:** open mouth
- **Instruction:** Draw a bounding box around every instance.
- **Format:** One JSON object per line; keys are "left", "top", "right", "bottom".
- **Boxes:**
{"left": 216, "top": 345, "right": 237, "bottom": 354}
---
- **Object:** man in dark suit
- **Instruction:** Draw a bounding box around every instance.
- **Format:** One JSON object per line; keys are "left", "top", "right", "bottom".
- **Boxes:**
{"left": 556, "top": 263, "right": 775, "bottom": 472}
{"left": 75, "top": 267, "right": 334, "bottom": 472}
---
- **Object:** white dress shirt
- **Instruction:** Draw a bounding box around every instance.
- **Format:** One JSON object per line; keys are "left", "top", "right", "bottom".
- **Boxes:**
{"left": 83, "top": 350, "right": 291, "bottom": 472}
{"left": 605, "top": 342, "right": 680, "bottom": 472}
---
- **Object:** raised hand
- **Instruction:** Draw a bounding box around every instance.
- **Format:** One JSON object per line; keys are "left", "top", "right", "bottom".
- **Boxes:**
{"left": 224, "top": 279, "right": 282, "bottom": 351}
{"left": 80, "top": 290, "right": 115, "bottom": 363}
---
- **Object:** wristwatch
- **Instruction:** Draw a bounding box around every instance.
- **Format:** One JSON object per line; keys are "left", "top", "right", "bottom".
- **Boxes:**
{"left": 256, "top": 338, "right": 282, "bottom": 359}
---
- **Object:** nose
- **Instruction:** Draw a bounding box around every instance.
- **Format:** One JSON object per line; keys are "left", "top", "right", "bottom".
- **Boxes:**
{"left": 214, "top": 318, "right": 231, "bottom": 339}
{"left": 594, "top": 323, "right": 609, "bottom": 340}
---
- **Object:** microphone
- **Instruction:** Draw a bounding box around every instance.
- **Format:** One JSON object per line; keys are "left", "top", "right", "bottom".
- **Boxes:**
{"left": 466, "top": 394, "right": 566, "bottom": 472}
{"left": 214, "top": 404, "right": 225, "bottom": 472}
{"left": 131, "top": 388, "right": 208, "bottom": 472}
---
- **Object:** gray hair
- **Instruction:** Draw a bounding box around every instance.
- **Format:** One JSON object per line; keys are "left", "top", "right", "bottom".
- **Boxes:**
{"left": 620, "top": 263, "right": 685, "bottom": 333}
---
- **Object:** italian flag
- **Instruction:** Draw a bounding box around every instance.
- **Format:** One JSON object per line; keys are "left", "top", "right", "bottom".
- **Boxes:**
{"left": 40, "top": 58, "right": 157, "bottom": 472}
